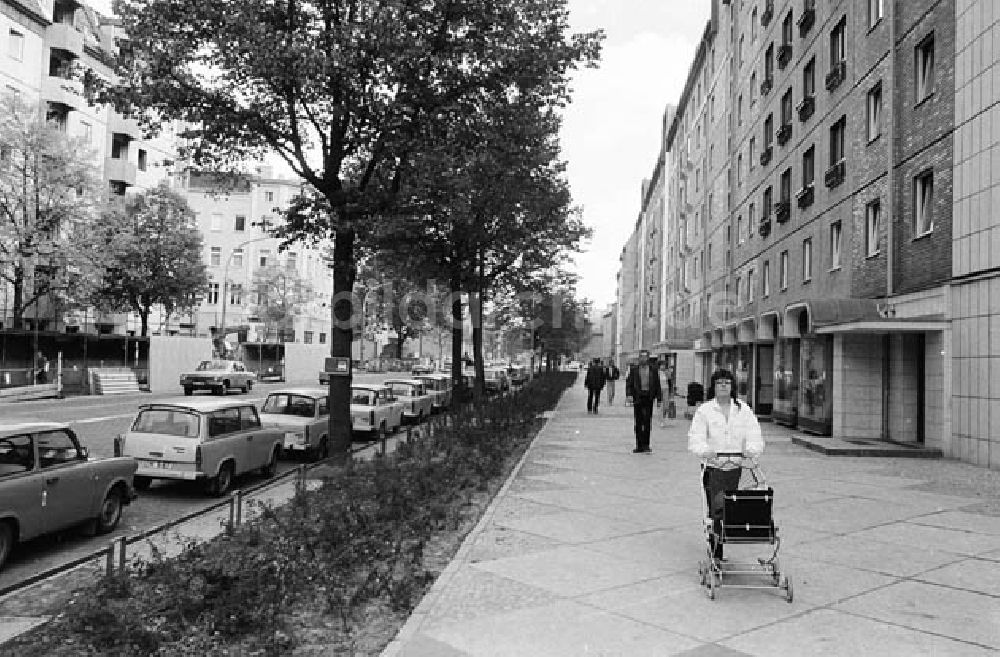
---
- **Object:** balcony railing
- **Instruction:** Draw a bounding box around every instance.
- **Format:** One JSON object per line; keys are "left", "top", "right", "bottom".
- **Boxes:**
{"left": 777, "top": 44, "right": 792, "bottom": 69}
{"left": 46, "top": 22, "right": 84, "bottom": 56}
{"left": 761, "top": 76, "right": 774, "bottom": 97}
{"left": 825, "top": 60, "right": 847, "bottom": 91}
{"left": 796, "top": 184, "right": 815, "bottom": 208}
{"left": 796, "top": 95, "right": 815, "bottom": 122}
{"left": 775, "top": 201, "right": 791, "bottom": 224}
{"left": 761, "top": 0, "right": 774, "bottom": 27}
{"left": 824, "top": 160, "right": 846, "bottom": 188}
{"left": 776, "top": 123, "right": 792, "bottom": 146}
{"left": 760, "top": 146, "right": 773, "bottom": 166}
{"left": 798, "top": 3, "right": 816, "bottom": 37}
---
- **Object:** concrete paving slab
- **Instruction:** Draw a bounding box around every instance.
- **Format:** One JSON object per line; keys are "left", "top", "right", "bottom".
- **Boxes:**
{"left": 0, "top": 617, "right": 47, "bottom": 645}
{"left": 778, "top": 497, "right": 936, "bottom": 534}
{"left": 472, "top": 545, "right": 670, "bottom": 597}
{"left": 722, "top": 608, "right": 995, "bottom": 656}
{"left": 782, "top": 534, "right": 962, "bottom": 577}
{"left": 851, "top": 521, "right": 1000, "bottom": 556}
{"left": 583, "top": 528, "right": 706, "bottom": 573}
{"left": 465, "top": 526, "right": 564, "bottom": 564}
{"left": 423, "top": 599, "right": 702, "bottom": 657}
{"left": 489, "top": 496, "right": 566, "bottom": 523}
{"left": 674, "top": 645, "right": 754, "bottom": 657}
{"left": 586, "top": 500, "right": 703, "bottom": 531}
{"left": 909, "top": 510, "right": 1000, "bottom": 535}
{"left": 394, "top": 632, "right": 474, "bottom": 657}
{"left": 511, "top": 486, "right": 640, "bottom": 512}
{"left": 778, "top": 556, "right": 897, "bottom": 606}
{"left": 835, "top": 581, "right": 1000, "bottom": 649}
{"left": 914, "top": 558, "right": 1000, "bottom": 597}
{"left": 495, "top": 509, "right": 648, "bottom": 544}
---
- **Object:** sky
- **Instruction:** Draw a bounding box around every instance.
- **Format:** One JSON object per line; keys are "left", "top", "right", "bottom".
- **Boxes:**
{"left": 562, "top": 0, "right": 711, "bottom": 310}
{"left": 87, "top": 0, "right": 710, "bottom": 309}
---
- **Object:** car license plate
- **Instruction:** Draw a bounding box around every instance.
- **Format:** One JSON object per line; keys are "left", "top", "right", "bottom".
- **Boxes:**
{"left": 141, "top": 459, "right": 172, "bottom": 470}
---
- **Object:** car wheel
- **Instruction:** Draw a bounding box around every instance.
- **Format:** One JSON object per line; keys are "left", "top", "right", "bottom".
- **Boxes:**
{"left": 183, "top": 386, "right": 193, "bottom": 396}
{"left": 245, "top": 380, "right": 253, "bottom": 393}
{"left": 261, "top": 447, "right": 279, "bottom": 478}
{"left": 207, "top": 462, "right": 234, "bottom": 497}
{"left": 95, "top": 489, "right": 123, "bottom": 534}
{"left": 132, "top": 475, "right": 152, "bottom": 491}
{"left": 0, "top": 522, "right": 14, "bottom": 570}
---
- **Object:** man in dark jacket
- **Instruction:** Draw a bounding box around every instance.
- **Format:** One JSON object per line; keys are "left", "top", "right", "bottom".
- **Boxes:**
{"left": 605, "top": 360, "right": 620, "bottom": 405}
{"left": 625, "top": 350, "right": 662, "bottom": 452}
{"left": 584, "top": 357, "right": 607, "bottom": 414}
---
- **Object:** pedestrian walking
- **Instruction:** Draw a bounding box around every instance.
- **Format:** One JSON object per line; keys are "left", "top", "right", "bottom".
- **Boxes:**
{"left": 34, "top": 350, "right": 49, "bottom": 384}
{"left": 625, "top": 350, "right": 662, "bottom": 452}
{"left": 584, "top": 357, "right": 607, "bottom": 414}
{"left": 687, "top": 368, "right": 764, "bottom": 560}
{"left": 658, "top": 362, "right": 671, "bottom": 427}
{"left": 605, "top": 359, "right": 620, "bottom": 405}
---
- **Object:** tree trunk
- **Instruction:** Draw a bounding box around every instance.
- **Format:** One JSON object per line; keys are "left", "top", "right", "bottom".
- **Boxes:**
{"left": 139, "top": 306, "right": 150, "bottom": 337}
{"left": 450, "top": 272, "right": 464, "bottom": 400}
{"left": 327, "top": 221, "right": 357, "bottom": 461}
{"left": 11, "top": 265, "right": 25, "bottom": 330}
{"left": 470, "top": 290, "right": 484, "bottom": 398}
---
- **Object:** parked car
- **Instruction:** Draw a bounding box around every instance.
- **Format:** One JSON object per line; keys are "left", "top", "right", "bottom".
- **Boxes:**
{"left": 484, "top": 367, "right": 510, "bottom": 393}
{"left": 180, "top": 359, "right": 256, "bottom": 396}
{"left": 508, "top": 365, "right": 529, "bottom": 386}
{"left": 413, "top": 373, "right": 452, "bottom": 411}
{"left": 259, "top": 387, "right": 331, "bottom": 462}
{"left": 411, "top": 363, "right": 435, "bottom": 375}
{"left": 117, "top": 399, "right": 283, "bottom": 496}
{"left": 0, "top": 421, "right": 138, "bottom": 570}
{"left": 350, "top": 384, "right": 404, "bottom": 438}
{"left": 384, "top": 378, "right": 434, "bottom": 422}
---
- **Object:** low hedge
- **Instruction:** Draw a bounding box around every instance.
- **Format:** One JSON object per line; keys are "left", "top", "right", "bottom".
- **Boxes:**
{"left": 2, "top": 372, "right": 575, "bottom": 657}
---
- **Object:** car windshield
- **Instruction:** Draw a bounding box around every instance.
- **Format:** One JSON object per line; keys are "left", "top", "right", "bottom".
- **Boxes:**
{"left": 261, "top": 394, "right": 316, "bottom": 418}
{"left": 352, "top": 390, "right": 375, "bottom": 405}
{"left": 132, "top": 408, "right": 201, "bottom": 437}
{"left": 388, "top": 384, "right": 413, "bottom": 397}
{"left": 195, "top": 360, "right": 229, "bottom": 371}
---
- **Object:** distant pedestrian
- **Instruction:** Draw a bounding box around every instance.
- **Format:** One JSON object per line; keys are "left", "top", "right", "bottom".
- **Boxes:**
{"left": 35, "top": 350, "right": 49, "bottom": 384}
{"left": 658, "top": 362, "right": 671, "bottom": 427}
{"left": 584, "top": 357, "right": 607, "bottom": 414}
{"left": 605, "top": 360, "right": 620, "bottom": 405}
{"left": 625, "top": 350, "right": 662, "bottom": 452}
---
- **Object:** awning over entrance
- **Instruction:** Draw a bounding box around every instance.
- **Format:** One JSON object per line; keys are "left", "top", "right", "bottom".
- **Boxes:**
{"left": 815, "top": 317, "right": 949, "bottom": 334}
{"left": 784, "top": 298, "right": 883, "bottom": 336}
{"left": 737, "top": 317, "right": 756, "bottom": 343}
{"left": 722, "top": 323, "right": 738, "bottom": 346}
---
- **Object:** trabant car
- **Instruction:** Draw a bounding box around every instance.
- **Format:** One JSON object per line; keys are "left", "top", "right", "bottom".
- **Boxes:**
{"left": 0, "top": 422, "right": 137, "bottom": 570}
{"left": 118, "top": 398, "right": 283, "bottom": 496}
{"left": 508, "top": 365, "right": 529, "bottom": 386}
{"left": 350, "top": 384, "right": 404, "bottom": 438}
{"left": 180, "top": 359, "right": 256, "bottom": 396}
{"left": 413, "top": 373, "right": 452, "bottom": 412}
{"left": 384, "top": 378, "right": 433, "bottom": 422}
{"left": 484, "top": 367, "right": 510, "bottom": 393}
{"left": 259, "top": 387, "right": 331, "bottom": 462}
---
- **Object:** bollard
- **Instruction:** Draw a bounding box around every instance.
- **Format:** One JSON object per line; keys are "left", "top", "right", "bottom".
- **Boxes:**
{"left": 297, "top": 464, "right": 307, "bottom": 492}
{"left": 105, "top": 541, "right": 115, "bottom": 576}
{"left": 234, "top": 489, "right": 243, "bottom": 527}
{"left": 117, "top": 536, "right": 126, "bottom": 572}
{"left": 227, "top": 493, "right": 236, "bottom": 533}
{"left": 380, "top": 428, "right": 387, "bottom": 455}
{"left": 406, "top": 426, "right": 412, "bottom": 443}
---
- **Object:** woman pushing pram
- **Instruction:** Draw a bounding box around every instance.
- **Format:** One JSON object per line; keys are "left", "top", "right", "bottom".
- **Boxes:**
{"left": 687, "top": 369, "right": 792, "bottom": 601}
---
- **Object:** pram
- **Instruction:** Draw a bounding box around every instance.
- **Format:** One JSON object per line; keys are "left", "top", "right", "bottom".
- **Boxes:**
{"left": 697, "top": 453, "right": 793, "bottom": 602}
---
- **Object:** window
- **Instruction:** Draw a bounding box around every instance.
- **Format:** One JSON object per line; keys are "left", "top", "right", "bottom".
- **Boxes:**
{"left": 207, "top": 283, "right": 220, "bottom": 304}
{"left": 80, "top": 121, "right": 92, "bottom": 144}
{"left": 210, "top": 247, "right": 221, "bottom": 266}
{"left": 802, "top": 238, "right": 812, "bottom": 281}
{"left": 319, "top": 333, "right": 327, "bottom": 344}
{"left": 37, "top": 430, "right": 82, "bottom": 468}
{"left": 781, "top": 88, "right": 793, "bottom": 126}
{"left": 265, "top": 190, "right": 274, "bottom": 203}
{"left": 737, "top": 154, "right": 743, "bottom": 185}
{"left": 868, "top": 0, "right": 884, "bottom": 27}
{"left": 708, "top": 243, "right": 713, "bottom": 268}
{"left": 763, "top": 260, "right": 771, "bottom": 296}
{"left": 763, "top": 186, "right": 773, "bottom": 216}
{"left": 782, "top": 10, "right": 793, "bottom": 45}
{"left": 803, "top": 145, "right": 815, "bottom": 186}
{"left": 738, "top": 95, "right": 743, "bottom": 124}
{"left": 867, "top": 83, "right": 882, "bottom": 141}
{"left": 914, "top": 171, "right": 934, "bottom": 235}
{"left": 210, "top": 213, "right": 222, "bottom": 231}
{"left": 258, "top": 249, "right": 270, "bottom": 267}
{"left": 748, "top": 268, "right": 755, "bottom": 302}
{"left": 779, "top": 250, "right": 789, "bottom": 290}
{"left": 230, "top": 283, "right": 243, "bottom": 306}
{"left": 916, "top": 35, "right": 935, "bottom": 102}
{"left": 286, "top": 252, "right": 298, "bottom": 270}
{"left": 8, "top": 29, "right": 24, "bottom": 61}
{"left": 830, "top": 221, "right": 842, "bottom": 269}
{"left": 752, "top": 8, "right": 758, "bottom": 41}
{"left": 737, "top": 215, "right": 744, "bottom": 243}
{"left": 780, "top": 168, "right": 792, "bottom": 203}
{"left": 765, "top": 43, "right": 774, "bottom": 80}
{"left": 232, "top": 248, "right": 244, "bottom": 268}
{"left": 830, "top": 17, "right": 846, "bottom": 64}
{"left": 137, "top": 148, "right": 147, "bottom": 171}
{"left": 749, "top": 202, "right": 755, "bottom": 233}
{"left": 803, "top": 57, "right": 816, "bottom": 97}
{"left": 739, "top": 35, "right": 745, "bottom": 68}
{"left": 735, "top": 278, "right": 742, "bottom": 307}
{"left": 830, "top": 116, "right": 846, "bottom": 165}
{"left": 764, "top": 114, "right": 774, "bottom": 146}
{"left": 750, "top": 72, "right": 757, "bottom": 105}
{"left": 749, "top": 137, "right": 756, "bottom": 169}
{"left": 234, "top": 215, "right": 246, "bottom": 231}
{"left": 865, "top": 200, "right": 881, "bottom": 255}
{"left": 304, "top": 331, "right": 314, "bottom": 344}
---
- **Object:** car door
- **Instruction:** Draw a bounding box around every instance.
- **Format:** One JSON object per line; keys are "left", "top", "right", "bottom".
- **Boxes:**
{"left": 205, "top": 407, "right": 241, "bottom": 475}
{"left": 0, "top": 433, "right": 46, "bottom": 541}
{"left": 238, "top": 405, "right": 269, "bottom": 470}
{"left": 313, "top": 395, "right": 329, "bottom": 440}
{"left": 35, "top": 429, "right": 95, "bottom": 534}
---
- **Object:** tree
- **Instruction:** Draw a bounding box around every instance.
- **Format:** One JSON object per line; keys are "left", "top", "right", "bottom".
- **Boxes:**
{"left": 248, "top": 262, "right": 314, "bottom": 341}
{"left": 0, "top": 94, "right": 109, "bottom": 329}
{"left": 107, "top": 0, "right": 602, "bottom": 457}
{"left": 92, "top": 183, "right": 209, "bottom": 336}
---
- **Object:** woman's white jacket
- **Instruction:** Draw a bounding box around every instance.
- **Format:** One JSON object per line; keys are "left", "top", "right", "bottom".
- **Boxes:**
{"left": 687, "top": 398, "right": 765, "bottom": 465}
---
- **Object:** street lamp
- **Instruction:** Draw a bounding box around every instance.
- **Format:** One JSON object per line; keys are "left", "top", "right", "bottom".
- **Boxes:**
{"left": 218, "top": 235, "right": 271, "bottom": 355}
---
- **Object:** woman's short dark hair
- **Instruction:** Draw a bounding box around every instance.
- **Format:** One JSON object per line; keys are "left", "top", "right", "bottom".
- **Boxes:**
{"left": 706, "top": 369, "right": 737, "bottom": 401}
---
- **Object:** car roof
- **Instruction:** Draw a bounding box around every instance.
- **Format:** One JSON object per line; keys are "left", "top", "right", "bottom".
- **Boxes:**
{"left": 0, "top": 421, "right": 69, "bottom": 435}
{"left": 139, "top": 398, "right": 259, "bottom": 413}
{"left": 384, "top": 378, "right": 425, "bottom": 386}
{"left": 264, "top": 387, "right": 328, "bottom": 398}
{"left": 352, "top": 383, "right": 389, "bottom": 391}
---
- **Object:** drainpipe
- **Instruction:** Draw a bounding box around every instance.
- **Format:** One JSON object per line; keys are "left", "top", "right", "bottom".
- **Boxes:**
{"left": 886, "top": 0, "right": 896, "bottom": 296}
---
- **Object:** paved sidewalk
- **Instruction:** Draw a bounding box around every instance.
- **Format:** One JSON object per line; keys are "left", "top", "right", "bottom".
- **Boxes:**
{"left": 383, "top": 383, "right": 1000, "bottom": 656}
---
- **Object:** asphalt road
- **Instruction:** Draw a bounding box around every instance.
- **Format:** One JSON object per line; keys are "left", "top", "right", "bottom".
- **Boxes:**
{"left": 0, "top": 373, "right": 427, "bottom": 591}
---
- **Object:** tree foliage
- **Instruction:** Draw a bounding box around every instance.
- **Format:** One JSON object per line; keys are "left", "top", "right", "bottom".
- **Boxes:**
{"left": 0, "top": 94, "right": 109, "bottom": 328}
{"left": 248, "top": 262, "right": 314, "bottom": 338}
{"left": 91, "top": 183, "right": 209, "bottom": 336}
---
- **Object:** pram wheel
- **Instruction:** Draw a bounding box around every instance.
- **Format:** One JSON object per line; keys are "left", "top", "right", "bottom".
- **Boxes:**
{"left": 784, "top": 575, "right": 793, "bottom": 603}
{"left": 707, "top": 571, "right": 717, "bottom": 600}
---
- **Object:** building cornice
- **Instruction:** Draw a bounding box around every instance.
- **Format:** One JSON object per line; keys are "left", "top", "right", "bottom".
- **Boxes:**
{"left": 1, "top": 0, "right": 50, "bottom": 33}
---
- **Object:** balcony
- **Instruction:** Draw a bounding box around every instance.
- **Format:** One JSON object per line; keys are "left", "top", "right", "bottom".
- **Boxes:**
{"left": 41, "top": 75, "right": 84, "bottom": 112}
{"left": 796, "top": 184, "right": 815, "bottom": 208}
{"left": 824, "top": 160, "right": 846, "bottom": 188}
{"left": 775, "top": 201, "right": 791, "bottom": 224}
{"left": 760, "top": 146, "right": 773, "bottom": 167}
{"left": 796, "top": 95, "right": 815, "bottom": 122}
{"left": 761, "top": 76, "right": 774, "bottom": 97}
{"left": 776, "top": 123, "right": 792, "bottom": 146}
{"left": 108, "top": 114, "right": 142, "bottom": 141}
{"left": 759, "top": 217, "right": 772, "bottom": 238}
{"left": 798, "top": 4, "right": 816, "bottom": 37}
{"left": 105, "top": 157, "right": 137, "bottom": 187}
{"left": 777, "top": 44, "right": 792, "bottom": 69}
{"left": 761, "top": 0, "right": 774, "bottom": 27}
{"left": 825, "top": 60, "right": 847, "bottom": 91}
{"left": 46, "top": 22, "right": 84, "bottom": 56}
